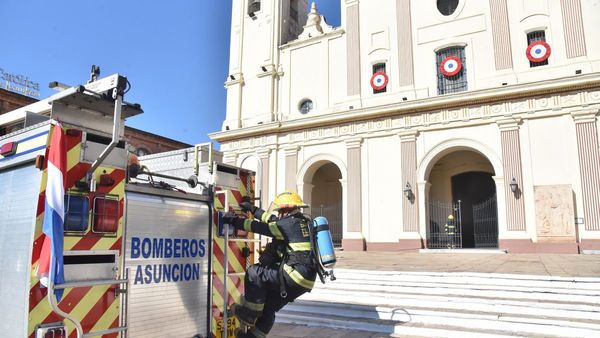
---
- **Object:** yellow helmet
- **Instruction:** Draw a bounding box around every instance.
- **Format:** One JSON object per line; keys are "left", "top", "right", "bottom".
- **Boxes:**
{"left": 272, "top": 190, "right": 308, "bottom": 210}
{"left": 447, "top": 214, "right": 455, "bottom": 220}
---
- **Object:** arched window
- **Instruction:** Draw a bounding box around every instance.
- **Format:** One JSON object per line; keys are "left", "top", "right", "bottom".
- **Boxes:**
{"left": 436, "top": 46, "right": 467, "bottom": 95}
{"left": 437, "top": 0, "right": 459, "bottom": 16}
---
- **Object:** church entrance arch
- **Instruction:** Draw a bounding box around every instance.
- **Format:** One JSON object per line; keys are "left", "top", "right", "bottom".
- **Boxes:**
{"left": 298, "top": 156, "right": 345, "bottom": 247}
{"left": 420, "top": 144, "right": 501, "bottom": 249}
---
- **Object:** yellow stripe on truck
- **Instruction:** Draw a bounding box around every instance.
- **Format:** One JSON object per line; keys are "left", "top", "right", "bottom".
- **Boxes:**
{"left": 90, "top": 295, "right": 120, "bottom": 334}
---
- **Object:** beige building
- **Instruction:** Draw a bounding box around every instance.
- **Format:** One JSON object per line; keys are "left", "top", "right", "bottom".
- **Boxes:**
{"left": 210, "top": 0, "right": 600, "bottom": 253}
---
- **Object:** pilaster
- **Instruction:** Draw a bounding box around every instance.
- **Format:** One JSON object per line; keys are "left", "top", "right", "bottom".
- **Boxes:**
{"left": 572, "top": 110, "right": 600, "bottom": 230}
{"left": 497, "top": 117, "right": 527, "bottom": 231}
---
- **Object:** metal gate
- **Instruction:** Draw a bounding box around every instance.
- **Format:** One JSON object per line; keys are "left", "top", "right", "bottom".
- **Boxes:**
{"left": 427, "top": 200, "right": 462, "bottom": 249}
{"left": 473, "top": 195, "right": 498, "bottom": 248}
{"left": 316, "top": 203, "right": 342, "bottom": 247}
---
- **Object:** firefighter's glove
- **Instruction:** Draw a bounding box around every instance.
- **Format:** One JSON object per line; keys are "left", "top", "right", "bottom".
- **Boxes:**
{"left": 239, "top": 202, "right": 257, "bottom": 214}
{"left": 221, "top": 212, "right": 237, "bottom": 226}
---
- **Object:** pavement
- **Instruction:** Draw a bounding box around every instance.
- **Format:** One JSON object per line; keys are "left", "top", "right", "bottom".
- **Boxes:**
{"left": 333, "top": 250, "right": 600, "bottom": 277}
{"left": 268, "top": 250, "right": 600, "bottom": 337}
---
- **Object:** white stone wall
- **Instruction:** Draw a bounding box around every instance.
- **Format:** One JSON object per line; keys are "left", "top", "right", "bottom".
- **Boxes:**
{"left": 216, "top": 0, "right": 600, "bottom": 250}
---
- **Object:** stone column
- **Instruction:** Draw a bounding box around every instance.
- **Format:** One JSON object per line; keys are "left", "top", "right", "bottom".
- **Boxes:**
{"left": 417, "top": 181, "right": 431, "bottom": 246}
{"left": 299, "top": 183, "right": 314, "bottom": 216}
{"left": 497, "top": 117, "right": 526, "bottom": 231}
{"left": 346, "top": 0, "right": 361, "bottom": 97}
{"left": 284, "top": 146, "right": 299, "bottom": 191}
{"left": 489, "top": 0, "right": 513, "bottom": 70}
{"left": 572, "top": 110, "right": 600, "bottom": 231}
{"left": 560, "top": 0, "right": 587, "bottom": 58}
{"left": 396, "top": 0, "right": 415, "bottom": 86}
{"left": 257, "top": 148, "right": 271, "bottom": 210}
{"left": 398, "top": 131, "right": 421, "bottom": 249}
{"left": 343, "top": 137, "right": 365, "bottom": 250}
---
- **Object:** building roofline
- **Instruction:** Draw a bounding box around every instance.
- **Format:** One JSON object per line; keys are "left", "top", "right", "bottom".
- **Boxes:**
{"left": 125, "top": 125, "right": 192, "bottom": 147}
{"left": 0, "top": 88, "right": 39, "bottom": 105}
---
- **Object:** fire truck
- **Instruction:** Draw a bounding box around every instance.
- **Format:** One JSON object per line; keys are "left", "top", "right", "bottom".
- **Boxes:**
{"left": 0, "top": 70, "right": 255, "bottom": 338}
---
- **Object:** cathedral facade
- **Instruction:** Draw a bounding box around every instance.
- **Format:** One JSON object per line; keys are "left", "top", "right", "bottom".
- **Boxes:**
{"left": 210, "top": 0, "right": 600, "bottom": 253}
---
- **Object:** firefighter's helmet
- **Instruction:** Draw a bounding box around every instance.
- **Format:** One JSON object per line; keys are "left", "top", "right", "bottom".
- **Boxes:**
{"left": 272, "top": 190, "right": 308, "bottom": 210}
{"left": 447, "top": 214, "right": 455, "bottom": 221}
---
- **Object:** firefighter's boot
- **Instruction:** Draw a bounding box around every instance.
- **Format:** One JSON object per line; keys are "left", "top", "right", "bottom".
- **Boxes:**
{"left": 229, "top": 303, "right": 259, "bottom": 328}
{"left": 234, "top": 326, "right": 254, "bottom": 338}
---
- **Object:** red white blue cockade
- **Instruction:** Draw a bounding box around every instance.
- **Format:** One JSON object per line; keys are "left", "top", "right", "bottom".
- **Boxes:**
{"left": 370, "top": 71, "right": 389, "bottom": 91}
{"left": 526, "top": 41, "right": 551, "bottom": 63}
{"left": 440, "top": 56, "right": 462, "bottom": 77}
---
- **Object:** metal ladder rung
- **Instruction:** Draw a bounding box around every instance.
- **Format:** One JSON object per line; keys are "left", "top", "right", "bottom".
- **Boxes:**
{"left": 227, "top": 238, "right": 260, "bottom": 243}
{"left": 227, "top": 272, "right": 246, "bottom": 277}
{"left": 54, "top": 278, "right": 128, "bottom": 289}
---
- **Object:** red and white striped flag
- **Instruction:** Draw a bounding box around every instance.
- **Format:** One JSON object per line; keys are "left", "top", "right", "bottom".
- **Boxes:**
{"left": 37, "top": 124, "right": 67, "bottom": 301}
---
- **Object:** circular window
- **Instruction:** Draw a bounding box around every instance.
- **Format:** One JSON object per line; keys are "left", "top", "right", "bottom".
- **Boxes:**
{"left": 437, "top": 0, "right": 459, "bottom": 16}
{"left": 299, "top": 99, "right": 313, "bottom": 114}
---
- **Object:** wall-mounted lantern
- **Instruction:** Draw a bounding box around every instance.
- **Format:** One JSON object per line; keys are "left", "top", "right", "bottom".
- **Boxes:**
{"left": 403, "top": 182, "right": 413, "bottom": 200}
{"left": 509, "top": 177, "right": 519, "bottom": 194}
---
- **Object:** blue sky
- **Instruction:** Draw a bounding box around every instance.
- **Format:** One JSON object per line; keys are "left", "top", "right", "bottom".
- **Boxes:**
{"left": 1, "top": 1, "right": 340, "bottom": 146}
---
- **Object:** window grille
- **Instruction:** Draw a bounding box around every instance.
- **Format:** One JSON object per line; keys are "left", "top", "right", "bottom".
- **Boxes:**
{"left": 436, "top": 47, "right": 467, "bottom": 95}
{"left": 372, "top": 63, "right": 387, "bottom": 94}
{"left": 527, "top": 30, "right": 548, "bottom": 67}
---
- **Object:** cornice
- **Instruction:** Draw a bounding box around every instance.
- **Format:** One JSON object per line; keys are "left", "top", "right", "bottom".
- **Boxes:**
{"left": 345, "top": 137, "right": 363, "bottom": 149}
{"left": 398, "top": 130, "right": 419, "bottom": 142}
{"left": 279, "top": 27, "right": 345, "bottom": 50}
{"left": 571, "top": 109, "right": 599, "bottom": 124}
{"left": 256, "top": 148, "right": 272, "bottom": 158}
{"left": 496, "top": 117, "right": 522, "bottom": 131}
{"left": 283, "top": 146, "right": 300, "bottom": 156}
{"left": 210, "top": 73, "right": 600, "bottom": 143}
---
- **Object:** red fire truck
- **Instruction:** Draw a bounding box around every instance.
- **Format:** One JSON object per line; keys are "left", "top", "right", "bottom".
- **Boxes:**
{"left": 0, "top": 69, "right": 254, "bottom": 338}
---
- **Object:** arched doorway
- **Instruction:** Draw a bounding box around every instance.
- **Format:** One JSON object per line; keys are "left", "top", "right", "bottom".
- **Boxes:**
{"left": 452, "top": 172, "right": 497, "bottom": 248}
{"left": 305, "top": 162, "right": 343, "bottom": 247}
{"left": 426, "top": 150, "right": 499, "bottom": 249}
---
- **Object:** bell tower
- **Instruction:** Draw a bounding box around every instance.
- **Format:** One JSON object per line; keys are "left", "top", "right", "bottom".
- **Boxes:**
{"left": 223, "top": 0, "right": 308, "bottom": 131}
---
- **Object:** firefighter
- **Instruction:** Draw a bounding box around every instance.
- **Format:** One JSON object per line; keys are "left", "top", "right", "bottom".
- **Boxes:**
{"left": 221, "top": 191, "right": 317, "bottom": 338}
{"left": 445, "top": 214, "right": 456, "bottom": 249}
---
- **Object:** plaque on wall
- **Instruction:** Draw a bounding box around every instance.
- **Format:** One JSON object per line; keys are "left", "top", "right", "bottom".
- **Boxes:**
{"left": 534, "top": 185, "right": 576, "bottom": 240}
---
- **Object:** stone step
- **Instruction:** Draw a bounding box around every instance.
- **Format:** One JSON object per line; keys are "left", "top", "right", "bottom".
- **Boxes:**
{"left": 331, "top": 269, "right": 600, "bottom": 290}
{"left": 302, "top": 288, "right": 600, "bottom": 321}
{"left": 283, "top": 300, "right": 600, "bottom": 333}
{"left": 274, "top": 270, "right": 600, "bottom": 337}
{"left": 277, "top": 312, "right": 521, "bottom": 338}
{"left": 322, "top": 279, "right": 600, "bottom": 298}
{"left": 314, "top": 281, "right": 600, "bottom": 305}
